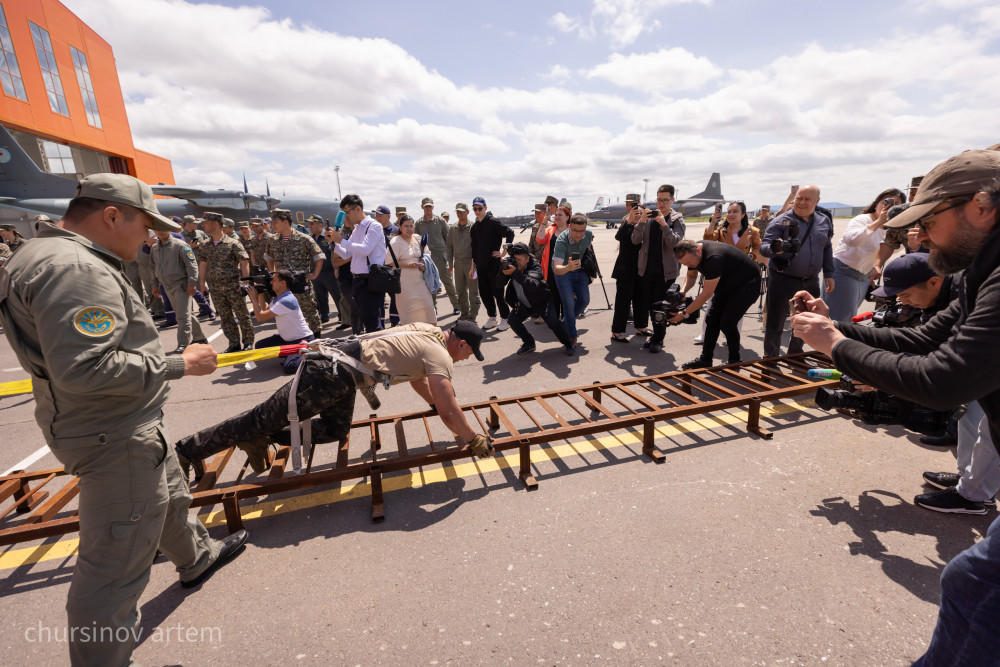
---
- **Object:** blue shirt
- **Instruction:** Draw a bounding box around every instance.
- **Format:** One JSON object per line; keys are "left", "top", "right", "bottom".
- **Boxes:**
{"left": 760, "top": 210, "right": 835, "bottom": 278}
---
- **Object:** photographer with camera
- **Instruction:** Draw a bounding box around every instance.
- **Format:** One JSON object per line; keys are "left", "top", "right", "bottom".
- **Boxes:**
{"left": 670, "top": 240, "right": 760, "bottom": 367}
{"left": 631, "top": 184, "right": 686, "bottom": 337}
{"left": 759, "top": 185, "right": 835, "bottom": 357}
{"left": 792, "top": 149, "right": 1000, "bottom": 663}
{"left": 246, "top": 270, "right": 315, "bottom": 373}
{"left": 824, "top": 188, "right": 906, "bottom": 323}
{"left": 501, "top": 242, "right": 575, "bottom": 355}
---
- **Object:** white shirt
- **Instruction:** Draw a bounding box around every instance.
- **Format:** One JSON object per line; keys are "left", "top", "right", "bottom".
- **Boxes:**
{"left": 269, "top": 291, "right": 313, "bottom": 341}
{"left": 333, "top": 216, "right": 387, "bottom": 274}
{"left": 832, "top": 213, "right": 885, "bottom": 275}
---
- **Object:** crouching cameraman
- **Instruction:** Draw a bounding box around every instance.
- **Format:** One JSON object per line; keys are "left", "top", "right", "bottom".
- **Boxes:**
{"left": 671, "top": 240, "right": 761, "bottom": 369}
{"left": 247, "top": 270, "right": 315, "bottom": 372}
{"left": 501, "top": 242, "right": 575, "bottom": 356}
{"left": 791, "top": 148, "right": 1000, "bottom": 664}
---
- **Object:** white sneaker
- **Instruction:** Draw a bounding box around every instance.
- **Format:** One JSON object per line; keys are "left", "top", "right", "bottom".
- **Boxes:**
{"left": 693, "top": 335, "right": 704, "bottom": 344}
{"left": 497, "top": 320, "right": 509, "bottom": 332}
{"left": 483, "top": 317, "right": 498, "bottom": 329}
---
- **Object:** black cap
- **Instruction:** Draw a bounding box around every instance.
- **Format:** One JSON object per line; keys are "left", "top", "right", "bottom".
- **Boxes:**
{"left": 508, "top": 242, "right": 530, "bottom": 256}
{"left": 872, "top": 253, "right": 936, "bottom": 297}
{"left": 451, "top": 321, "right": 484, "bottom": 361}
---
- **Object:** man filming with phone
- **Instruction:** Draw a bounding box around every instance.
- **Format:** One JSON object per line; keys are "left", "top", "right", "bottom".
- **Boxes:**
{"left": 791, "top": 149, "right": 1000, "bottom": 664}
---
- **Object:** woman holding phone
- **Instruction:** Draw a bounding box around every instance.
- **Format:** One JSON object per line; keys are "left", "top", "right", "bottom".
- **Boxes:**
{"left": 824, "top": 187, "right": 906, "bottom": 323}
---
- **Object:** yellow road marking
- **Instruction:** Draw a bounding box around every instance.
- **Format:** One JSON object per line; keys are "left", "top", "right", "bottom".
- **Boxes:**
{"left": 0, "top": 399, "right": 814, "bottom": 571}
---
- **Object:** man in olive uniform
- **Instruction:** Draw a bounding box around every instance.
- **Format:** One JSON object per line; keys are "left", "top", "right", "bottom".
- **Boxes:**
{"left": 416, "top": 197, "right": 459, "bottom": 314}
{"left": 0, "top": 174, "right": 246, "bottom": 666}
{"left": 136, "top": 234, "right": 165, "bottom": 318}
{"left": 394, "top": 205, "right": 407, "bottom": 227}
{"left": 175, "top": 322, "right": 493, "bottom": 475}
{"left": 0, "top": 239, "right": 12, "bottom": 265}
{"left": 151, "top": 229, "right": 208, "bottom": 353}
{"left": 447, "top": 202, "right": 480, "bottom": 322}
{"left": 180, "top": 214, "right": 208, "bottom": 251}
{"left": 199, "top": 212, "right": 254, "bottom": 352}
{"left": 223, "top": 217, "right": 239, "bottom": 240}
{"left": 264, "top": 208, "right": 324, "bottom": 337}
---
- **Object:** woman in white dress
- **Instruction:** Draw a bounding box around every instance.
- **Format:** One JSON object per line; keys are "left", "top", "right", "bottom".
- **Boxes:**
{"left": 387, "top": 215, "right": 436, "bottom": 325}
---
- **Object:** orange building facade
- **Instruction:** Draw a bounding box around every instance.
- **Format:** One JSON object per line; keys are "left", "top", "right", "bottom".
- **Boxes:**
{"left": 0, "top": 0, "right": 173, "bottom": 184}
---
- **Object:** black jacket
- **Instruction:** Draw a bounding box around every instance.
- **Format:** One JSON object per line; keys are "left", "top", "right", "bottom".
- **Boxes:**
{"left": 612, "top": 221, "right": 641, "bottom": 280}
{"left": 832, "top": 224, "right": 1000, "bottom": 456}
{"left": 470, "top": 212, "right": 515, "bottom": 271}
{"left": 503, "top": 255, "right": 550, "bottom": 316}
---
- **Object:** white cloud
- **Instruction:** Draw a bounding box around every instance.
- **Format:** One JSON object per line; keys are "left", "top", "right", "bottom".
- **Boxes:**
{"left": 586, "top": 48, "right": 723, "bottom": 90}
{"left": 548, "top": 12, "right": 596, "bottom": 40}
{"left": 575, "top": 0, "right": 713, "bottom": 48}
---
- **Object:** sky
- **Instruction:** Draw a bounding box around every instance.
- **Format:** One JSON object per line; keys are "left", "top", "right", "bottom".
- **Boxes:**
{"left": 66, "top": 0, "right": 1000, "bottom": 216}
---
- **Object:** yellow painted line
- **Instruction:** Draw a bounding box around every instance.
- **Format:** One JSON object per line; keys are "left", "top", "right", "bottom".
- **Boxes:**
{"left": 0, "top": 399, "right": 815, "bottom": 570}
{"left": 0, "top": 347, "right": 285, "bottom": 397}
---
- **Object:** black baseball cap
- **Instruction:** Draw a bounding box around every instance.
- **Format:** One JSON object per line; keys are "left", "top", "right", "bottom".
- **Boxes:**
{"left": 508, "top": 242, "right": 530, "bottom": 256}
{"left": 451, "top": 321, "right": 484, "bottom": 361}
{"left": 872, "top": 253, "right": 936, "bottom": 297}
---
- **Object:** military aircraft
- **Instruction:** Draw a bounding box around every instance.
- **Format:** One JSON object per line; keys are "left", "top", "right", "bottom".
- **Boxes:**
{"left": 585, "top": 173, "right": 726, "bottom": 222}
{"left": 0, "top": 124, "right": 340, "bottom": 236}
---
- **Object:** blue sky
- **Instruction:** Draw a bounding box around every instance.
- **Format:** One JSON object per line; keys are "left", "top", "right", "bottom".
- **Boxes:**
{"left": 67, "top": 0, "right": 999, "bottom": 215}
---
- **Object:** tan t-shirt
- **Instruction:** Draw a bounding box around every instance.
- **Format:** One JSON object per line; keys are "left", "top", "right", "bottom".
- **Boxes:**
{"left": 360, "top": 322, "right": 453, "bottom": 384}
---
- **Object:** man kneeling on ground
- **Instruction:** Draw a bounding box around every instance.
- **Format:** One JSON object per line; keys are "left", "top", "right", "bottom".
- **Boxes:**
{"left": 502, "top": 242, "right": 576, "bottom": 356}
{"left": 175, "top": 321, "right": 493, "bottom": 478}
{"left": 247, "top": 269, "right": 315, "bottom": 373}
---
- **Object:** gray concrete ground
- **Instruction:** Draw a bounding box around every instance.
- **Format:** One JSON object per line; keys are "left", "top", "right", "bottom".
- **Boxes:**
{"left": 0, "top": 221, "right": 990, "bottom": 666}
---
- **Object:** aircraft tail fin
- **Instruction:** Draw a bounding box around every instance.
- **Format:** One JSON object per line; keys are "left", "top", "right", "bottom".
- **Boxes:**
{"left": 593, "top": 196, "right": 604, "bottom": 210}
{"left": 0, "top": 125, "right": 63, "bottom": 186}
{"left": 690, "top": 172, "right": 723, "bottom": 200}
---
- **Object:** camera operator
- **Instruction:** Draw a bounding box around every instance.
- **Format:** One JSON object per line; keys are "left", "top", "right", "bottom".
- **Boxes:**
{"left": 246, "top": 270, "right": 315, "bottom": 373}
{"left": 501, "top": 243, "right": 575, "bottom": 355}
{"left": 671, "top": 240, "right": 760, "bottom": 368}
{"left": 791, "top": 149, "right": 1000, "bottom": 664}
{"left": 759, "top": 185, "right": 834, "bottom": 357}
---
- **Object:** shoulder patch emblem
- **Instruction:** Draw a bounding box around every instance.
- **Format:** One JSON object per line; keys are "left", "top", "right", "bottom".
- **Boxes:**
{"left": 73, "top": 307, "right": 116, "bottom": 337}
{"left": 184, "top": 247, "right": 195, "bottom": 261}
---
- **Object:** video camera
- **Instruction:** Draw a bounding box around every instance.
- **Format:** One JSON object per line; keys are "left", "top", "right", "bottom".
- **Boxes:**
{"left": 239, "top": 268, "right": 308, "bottom": 299}
{"left": 649, "top": 284, "right": 699, "bottom": 330}
{"left": 769, "top": 218, "right": 801, "bottom": 256}
{"left": 814, "top": 375, "right": 958, "bottom": 436}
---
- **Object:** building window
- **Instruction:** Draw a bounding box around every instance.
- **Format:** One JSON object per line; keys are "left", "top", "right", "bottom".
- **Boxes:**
{"left": 40, "top": 140, "right": 75, "bottom": 174}
{"left": 28, "top": 22, "right": 69, "bottom": 116}
{"left": 70, "top": 46, "right": 101, "bottom": 128}
{"left": 0, "top": 4, "right": 27, "bottom": 101}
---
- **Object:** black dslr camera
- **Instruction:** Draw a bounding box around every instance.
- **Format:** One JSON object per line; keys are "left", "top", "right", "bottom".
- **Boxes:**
{"left": 769, "top": 218, "right": 801, "bottom": 256}
{"left": 239, "top": 268, "right": 308, "bottom": 299}
{"left": 871, "top": 300, "right": 921, "bottom": 328}
{"left": 815, "top": 376, "right": 958, "bottom": 436}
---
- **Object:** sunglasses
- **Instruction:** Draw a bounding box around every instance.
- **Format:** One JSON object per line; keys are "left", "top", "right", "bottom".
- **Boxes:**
{"left": 472, "top": 206, "right": 485, "bottom": 211}
{"left": 914, "top": 198, "right": 970, "bottom": 233}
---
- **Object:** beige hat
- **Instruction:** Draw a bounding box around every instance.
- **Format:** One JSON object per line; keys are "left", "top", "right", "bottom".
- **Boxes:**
{"left": 421, "top": 197, "right": 433, "bottom": 207}
{"left": 455, "top": 203, "right": 469, "bottom": 212}
{"left": 533, "top": 203, "right": 546, "bottom": 212}
{"left": 237, "top": 220, "right": 250, "bottom": 229}
{"left": 395, "top": 206, "right": 406, "bottom": 214}
{"left": 887, "top": 149, "right": 1000, "bottom": 228}
{"left": 182, "top": 214, "right": 197, "bottom": 224}
{"left": 222, "top": 217, "right": 235, "bottom": 227}
{"left": 250, "top": 217, "right": 264, "bottom": 225}
{"left": 625, "top": 193, "right": 641, "bottom": 204}
{"left": 75, "top": 173, "right": 179, "bottom": 232}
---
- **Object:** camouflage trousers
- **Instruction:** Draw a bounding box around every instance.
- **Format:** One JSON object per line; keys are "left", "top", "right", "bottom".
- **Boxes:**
{"left": 296, "top": 283, "right": 323, "bottom": 337}
{"left": 175, "top": 357, "right": 357, "bottom": 462}
{"left": 210, "top": 285, "right": 254, "bottom": 348}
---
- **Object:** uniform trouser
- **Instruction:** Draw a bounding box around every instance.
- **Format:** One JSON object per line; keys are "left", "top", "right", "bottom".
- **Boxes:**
{"left": 701, "top": 280, "right": 759, "bottom": 363}
{"left": 162, "top": 285, "right": 212, "bottom": 322}
{"left": 508, "top": 304, "right": 572, "bottom": 348}
{"left": 163, "top": 283, "right": 205, "bottom": 347}
{"left": 211, "top": 286, "right": 254, "bottom": 348}
{"left": 954, "top": 401, "right": 1000, "bottom": 502}
{"left": 430, "top": 251, "right": 459, "bottom": 308}
{"left": 122, "top": 261, "right": 142, "bottom": 301}
{"left": 611, "top": 276, "right": 640, "bottom": 334}
{"left": 554, "top": 270, "right": 591, "bottom": 339}
{"left": 912, "top": 514, "right": 1000, "bottom": 667}
{"left": 294, "top": 283, "right": 323, "bottom": 337}
{"left": 453, "top": 259, "right": 480, "bottom": 321}
{"left": 311, "top": 271, "right": 342, "bottom": 321}
{"left": 138, "top": 267, "right": 164, "bottom": 316}
{"left": 763, "top": 272, "right": 820, "bottom": 357}
{"left": 50, "top": 421, "right": 220, "bottom": 667}
{"left": 176, "top": 358, "right": 357, "bottom": 462}
{"left": 477, "top": 270, "right": 509, "bottom": 319}
{"left": 634, "top": 272, "right": 670, "bottom": 331}
{"left": 353, "top": 275, "right": 385, "bottom": 333}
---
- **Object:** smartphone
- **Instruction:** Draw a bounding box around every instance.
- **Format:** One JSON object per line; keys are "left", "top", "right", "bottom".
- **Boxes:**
{"left": 714, "top": 203, "right": 723, "bottom": 213}
{"left": 570, "top": 253, "right": 580, "bottom": 262}
{"left": 791, "top": 185, "right": 799, "bottom": 193}
{"left": 883, "top": 197, "right": 895, "bottom": 208}
{"left": 788, "top": 296, "right": 806, "bottom": 315}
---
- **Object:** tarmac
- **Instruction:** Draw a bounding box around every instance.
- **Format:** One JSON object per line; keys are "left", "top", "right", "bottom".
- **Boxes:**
{"left": 0, "top": 220, "right": 992, "bottom": 666}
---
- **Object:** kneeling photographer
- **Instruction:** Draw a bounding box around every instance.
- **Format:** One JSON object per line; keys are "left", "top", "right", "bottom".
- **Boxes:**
{"left": 501, "top": 243, "right": 575, "bottom": 356}
{"left": 247, "top": 270, "right": 315, "bottom": 372}
{"left": 671, "top": 240, "right": 760, "bottom": 369}
{"left": 791, "top": 148, "right": 1000, "bottom": 664}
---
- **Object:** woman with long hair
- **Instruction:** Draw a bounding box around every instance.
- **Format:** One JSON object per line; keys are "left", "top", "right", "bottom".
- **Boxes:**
{"left": 535, "top": 204, "right": 571, "bottom": 320}
{"left": 387, "top": 214, "right": 436, "bottom": 325}
{"left": 825, "top": 187, "right": 906, "bottom": 323}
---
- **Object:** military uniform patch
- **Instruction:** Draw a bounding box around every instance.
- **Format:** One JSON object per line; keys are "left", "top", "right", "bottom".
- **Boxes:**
{"left": 73, "top": 307, "right": 116, "bottom": 337}
{"left": 184, "top": 246, "right": 195, "bottom": 261}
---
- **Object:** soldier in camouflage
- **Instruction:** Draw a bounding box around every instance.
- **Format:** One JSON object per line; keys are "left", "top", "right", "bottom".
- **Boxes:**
{"left": 223, "top": 218, "right": 239, "bottom": 241}
{"left": 198, "top": 212, "right": 254, "bottom": 352}
{"left": 248, "top": 217, "right": 269, "bottom": 269}
{"left": 264, "top": 208, "right": 325, "bottom": 337}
